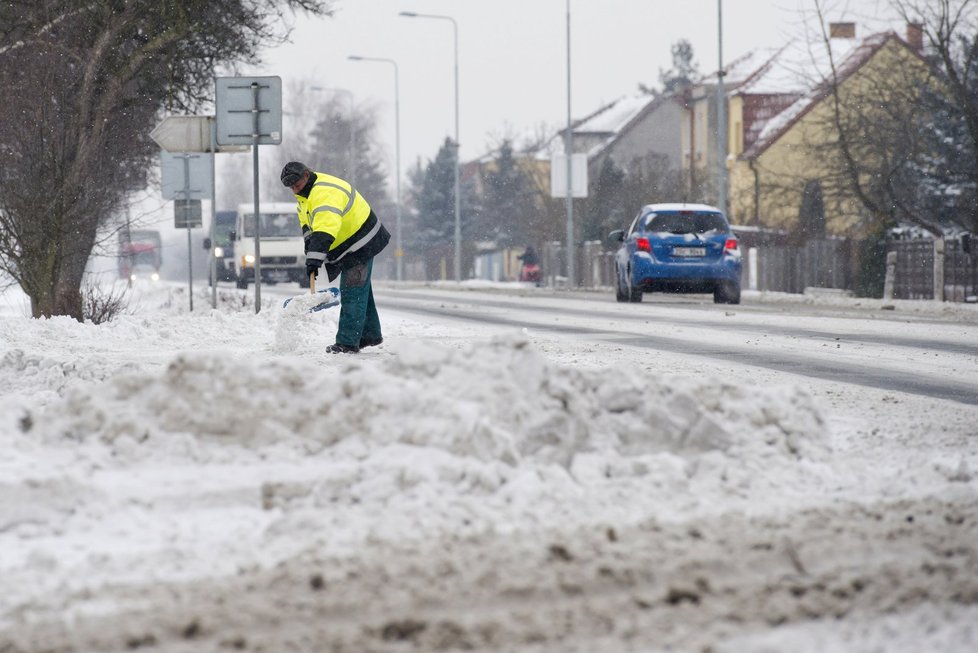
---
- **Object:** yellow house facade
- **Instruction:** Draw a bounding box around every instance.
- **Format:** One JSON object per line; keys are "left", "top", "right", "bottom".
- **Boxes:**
{"left": 727, "top": 28, "right": 932, "bottom": 237}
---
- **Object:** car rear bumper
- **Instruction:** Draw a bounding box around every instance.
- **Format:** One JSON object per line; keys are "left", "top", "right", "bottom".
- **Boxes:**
{"left": 632, "top": 256, "right": 741, "bottom": 289}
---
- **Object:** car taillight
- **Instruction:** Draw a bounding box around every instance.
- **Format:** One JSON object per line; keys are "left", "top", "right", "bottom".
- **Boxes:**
{"left": 724, "top": 238, "right": 738, "bottom": 252}
{"left": 636, "top": 237, "right": 652, "bottom": 252}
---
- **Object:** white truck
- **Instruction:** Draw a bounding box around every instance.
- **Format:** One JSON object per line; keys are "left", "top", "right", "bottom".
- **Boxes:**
{"left": 232, "top": 202, "right": 308, "bottom": 289}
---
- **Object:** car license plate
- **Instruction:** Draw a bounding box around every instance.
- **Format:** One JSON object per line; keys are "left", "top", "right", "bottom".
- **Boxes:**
{"left": 673, "top": 246, "right": 706, "bottom": 257}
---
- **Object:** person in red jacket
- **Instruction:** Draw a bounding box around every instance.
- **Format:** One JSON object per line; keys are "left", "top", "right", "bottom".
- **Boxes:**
{"left": 281, "top": 161, "right": 390, "bottom": 354}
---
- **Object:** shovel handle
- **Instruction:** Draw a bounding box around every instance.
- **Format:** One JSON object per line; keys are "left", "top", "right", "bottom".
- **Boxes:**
{"left": 310, "top": 272, "right": 316, "bottom": 294}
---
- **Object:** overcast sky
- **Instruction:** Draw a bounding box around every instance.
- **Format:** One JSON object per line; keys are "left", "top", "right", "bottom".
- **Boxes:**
{"left": 234, "top": 0, "right": 900, "bottom": 176}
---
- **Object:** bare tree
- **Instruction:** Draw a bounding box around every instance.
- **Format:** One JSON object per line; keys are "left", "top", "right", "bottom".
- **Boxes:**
{"left": 782, "top": 0, "right": 942, "bottom": 238}
{"left": 0, "top": 0, "right": 334, "bottom": 319}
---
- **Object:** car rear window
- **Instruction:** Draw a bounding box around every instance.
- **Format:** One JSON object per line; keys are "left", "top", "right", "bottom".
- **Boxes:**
{"left": 643, "top": 212, "right": 728, "bottom": 234}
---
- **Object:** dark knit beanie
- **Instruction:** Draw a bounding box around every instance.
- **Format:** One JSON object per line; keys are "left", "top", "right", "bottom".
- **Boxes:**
{"left": 280, "top": 161, "right": 310, "bottom": 187}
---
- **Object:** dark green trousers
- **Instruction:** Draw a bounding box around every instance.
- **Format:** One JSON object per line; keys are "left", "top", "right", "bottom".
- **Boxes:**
{"left": 336, "top": 259, "right": 381, "bottom": 347}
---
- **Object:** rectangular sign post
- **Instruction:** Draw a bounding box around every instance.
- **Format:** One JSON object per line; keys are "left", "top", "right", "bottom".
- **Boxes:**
{"left": 549, "top": 153, "right": 588, "bottom": 198}
{"left": 208, "top": 118, "right": 217, "bottom": 308}
{"left": 160, "top": 151, "right": 211, "bottom": 312}
{"left": 551, "top": 153, "right": 588, "bottom": 287}
{"left": 174, "top": 200, "right": 202, "bottom": 228}
{"left": 151, "top": 115, "right": 248, "bottom": 309}
{"left": 216, "top": 76, "right": 283, "bottom": 313}
{"left": 160, "top": 151, "right": 212, "bottom": 201}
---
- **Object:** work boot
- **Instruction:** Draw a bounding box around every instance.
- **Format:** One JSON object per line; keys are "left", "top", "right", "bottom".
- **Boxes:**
{"left": 359, "top": 336, "right": 384, "bottom": 348}
{"left": 326, "top": 343, "right": 360, "bottom": 354}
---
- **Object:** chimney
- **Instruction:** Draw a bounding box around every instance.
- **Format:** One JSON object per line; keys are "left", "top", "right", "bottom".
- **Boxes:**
{"left": 906, "top": 23, "right": 923, "bottom": 51}
{"left": 829, "top": 22, "right": 856, "bottom": 39}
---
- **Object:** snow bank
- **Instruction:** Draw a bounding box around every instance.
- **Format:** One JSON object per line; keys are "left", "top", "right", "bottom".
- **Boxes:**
{"left": 5, "top": 330, "right": 828, "bottom": 544}
{"left": 21, "top": 333, "right": 827, "bottom": 463}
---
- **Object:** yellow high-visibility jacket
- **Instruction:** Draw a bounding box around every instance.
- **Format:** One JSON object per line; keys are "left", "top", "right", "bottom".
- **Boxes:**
{"left": 296, "top": 171, "right": 389, "bottom": 277}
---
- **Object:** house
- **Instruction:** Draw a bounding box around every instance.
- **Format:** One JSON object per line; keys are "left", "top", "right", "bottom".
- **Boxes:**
{"left": 680, "top": 43, "right": 807, "bottom": 202}
{"left": 677, "top": 22, "right": 932, "bottom": 238}
{"left": 720, "top": 23, "right": 931, "bottom": 236}
{"left": 469, "top": 21, "right": 930, "bottom": 239}
{"left": 463, "top": 94, "right": 684, "bottom": 275}
{"left": 567, "top": 92, "right": 684, "bottom": 178}
{"left": 536, "top": 91, "right": 684, "bottom": 188}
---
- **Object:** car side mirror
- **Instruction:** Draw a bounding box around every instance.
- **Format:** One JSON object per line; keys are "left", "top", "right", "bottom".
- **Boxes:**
{"left": 229, "top": 230, "right": 237, "bottom": 241}
{"left": 202, "top": 237, "right": 211, "bottom": 250}
{"left": 608, "top": 229, "right": 625, "bottom": 244}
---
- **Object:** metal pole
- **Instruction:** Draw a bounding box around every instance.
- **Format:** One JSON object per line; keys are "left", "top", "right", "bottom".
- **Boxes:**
{"left": 399, "top": 12, "right": 461, "bottom": 281}
{"left": 451, "top": 17, "right": 461, "bottom": 283}
{"left": 338, "top": 90, "right": 357, "bottom": 186}
{"left": 183, "top": 154, "right": 193, "bottom": 312}
{"left": 209, "top": 118, "right": 217, "bottom": 309}
{"left": 251, "top": 82, "right": 262, "bottom": 313}
{"left": 393, "top": 64, "right": 403, "bottom": 282}
{"left": 349, "top": 95, "right": 357, "bottom": 186}
{"left": 187, "top": 223, "right": 193, "bottom": 310}
{"left": 346, "top": 59, "right": 403, "bottom": 281}
{"left": 565, "top": 0, "right": 575, "bottom": 287}
{"left": 717, "top": 0, "right": 727, "bottom": 213}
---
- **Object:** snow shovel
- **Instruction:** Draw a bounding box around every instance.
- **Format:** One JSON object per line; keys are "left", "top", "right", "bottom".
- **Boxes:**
{"left": 282, "top": 272, "right": 341, "bottom": 312}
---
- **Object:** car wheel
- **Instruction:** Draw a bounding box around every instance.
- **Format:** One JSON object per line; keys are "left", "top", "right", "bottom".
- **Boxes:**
{"left": 615, "top": 266, "right": 629, "bottom": 302}
{"left": 714, "top": 280, "right": 741, "bottom": 304}
{"left": 627, "top": 267, "right": 642, "bottom": 303}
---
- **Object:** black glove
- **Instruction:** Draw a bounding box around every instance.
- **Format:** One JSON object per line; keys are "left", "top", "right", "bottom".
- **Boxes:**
{"left": 306, "top": 260, "right": 321, "bottom": 279}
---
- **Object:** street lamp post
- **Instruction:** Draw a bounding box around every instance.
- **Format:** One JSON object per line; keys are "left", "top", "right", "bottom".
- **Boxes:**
{"left": 716, "top": 0, "right": 727, "bottom": 214}
{"left": 310, "top": 86, "right": 356, "bottom": 185}
{"left": 565, "top": 0, "right": 574, "bottom": 287}
{"left": 400, "top": 10, "right": 461, "bottom": 282}
{"left": 348, "top": 55, "right": 403, "bottom": 282}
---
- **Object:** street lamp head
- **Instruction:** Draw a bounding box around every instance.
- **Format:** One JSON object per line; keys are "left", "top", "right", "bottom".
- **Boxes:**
{"left": 399, "top": 11, "right": 418, "bottom": 17}
{"left": 347, "top": 55, "right": 364, "bottom": 61}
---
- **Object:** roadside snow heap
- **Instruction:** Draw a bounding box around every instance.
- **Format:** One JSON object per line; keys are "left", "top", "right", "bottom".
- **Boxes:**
{"left": 5, "top": 334, "right": 827, "bottom": 546}
{"left": 20, "top": 333, "right": 826, "bottom": 464}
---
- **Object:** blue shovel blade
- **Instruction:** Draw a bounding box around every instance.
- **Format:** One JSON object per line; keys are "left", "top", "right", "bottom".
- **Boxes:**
{"left": 282, "top": 287, "right": 341, "bottom": 311}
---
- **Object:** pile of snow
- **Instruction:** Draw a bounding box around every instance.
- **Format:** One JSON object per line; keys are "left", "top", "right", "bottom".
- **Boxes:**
{"left": 3, "top": 327, "right": 828, "bottom": 538}
{"left": 39, "top": 332, "right": 825, "bottom": 463}
{"left": 0, "top": 281, "right": 829, "bottom": 585}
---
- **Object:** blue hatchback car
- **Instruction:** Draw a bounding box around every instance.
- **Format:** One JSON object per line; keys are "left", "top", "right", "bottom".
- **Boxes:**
{"left": 609, "top": 203, "right": 742, "bottom": 304}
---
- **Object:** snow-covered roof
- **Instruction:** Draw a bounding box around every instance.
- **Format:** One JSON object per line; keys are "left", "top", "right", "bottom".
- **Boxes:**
{"left": 480, "top": 29, "right": 910, "bottom": 170}
{"left": 743, "top": 31, "right": 909, "bottom": 158}
{"left": 533, "top": 93, "right": 671, "bottom": 161}
{"left": 717, "top": 36, "right": 862, "bottom": 97}
{"left": 574, "top": 94, "right": 655, "bottom": 135}
{"left": 711, "top": 47, "right": 796, "bottom": 91}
